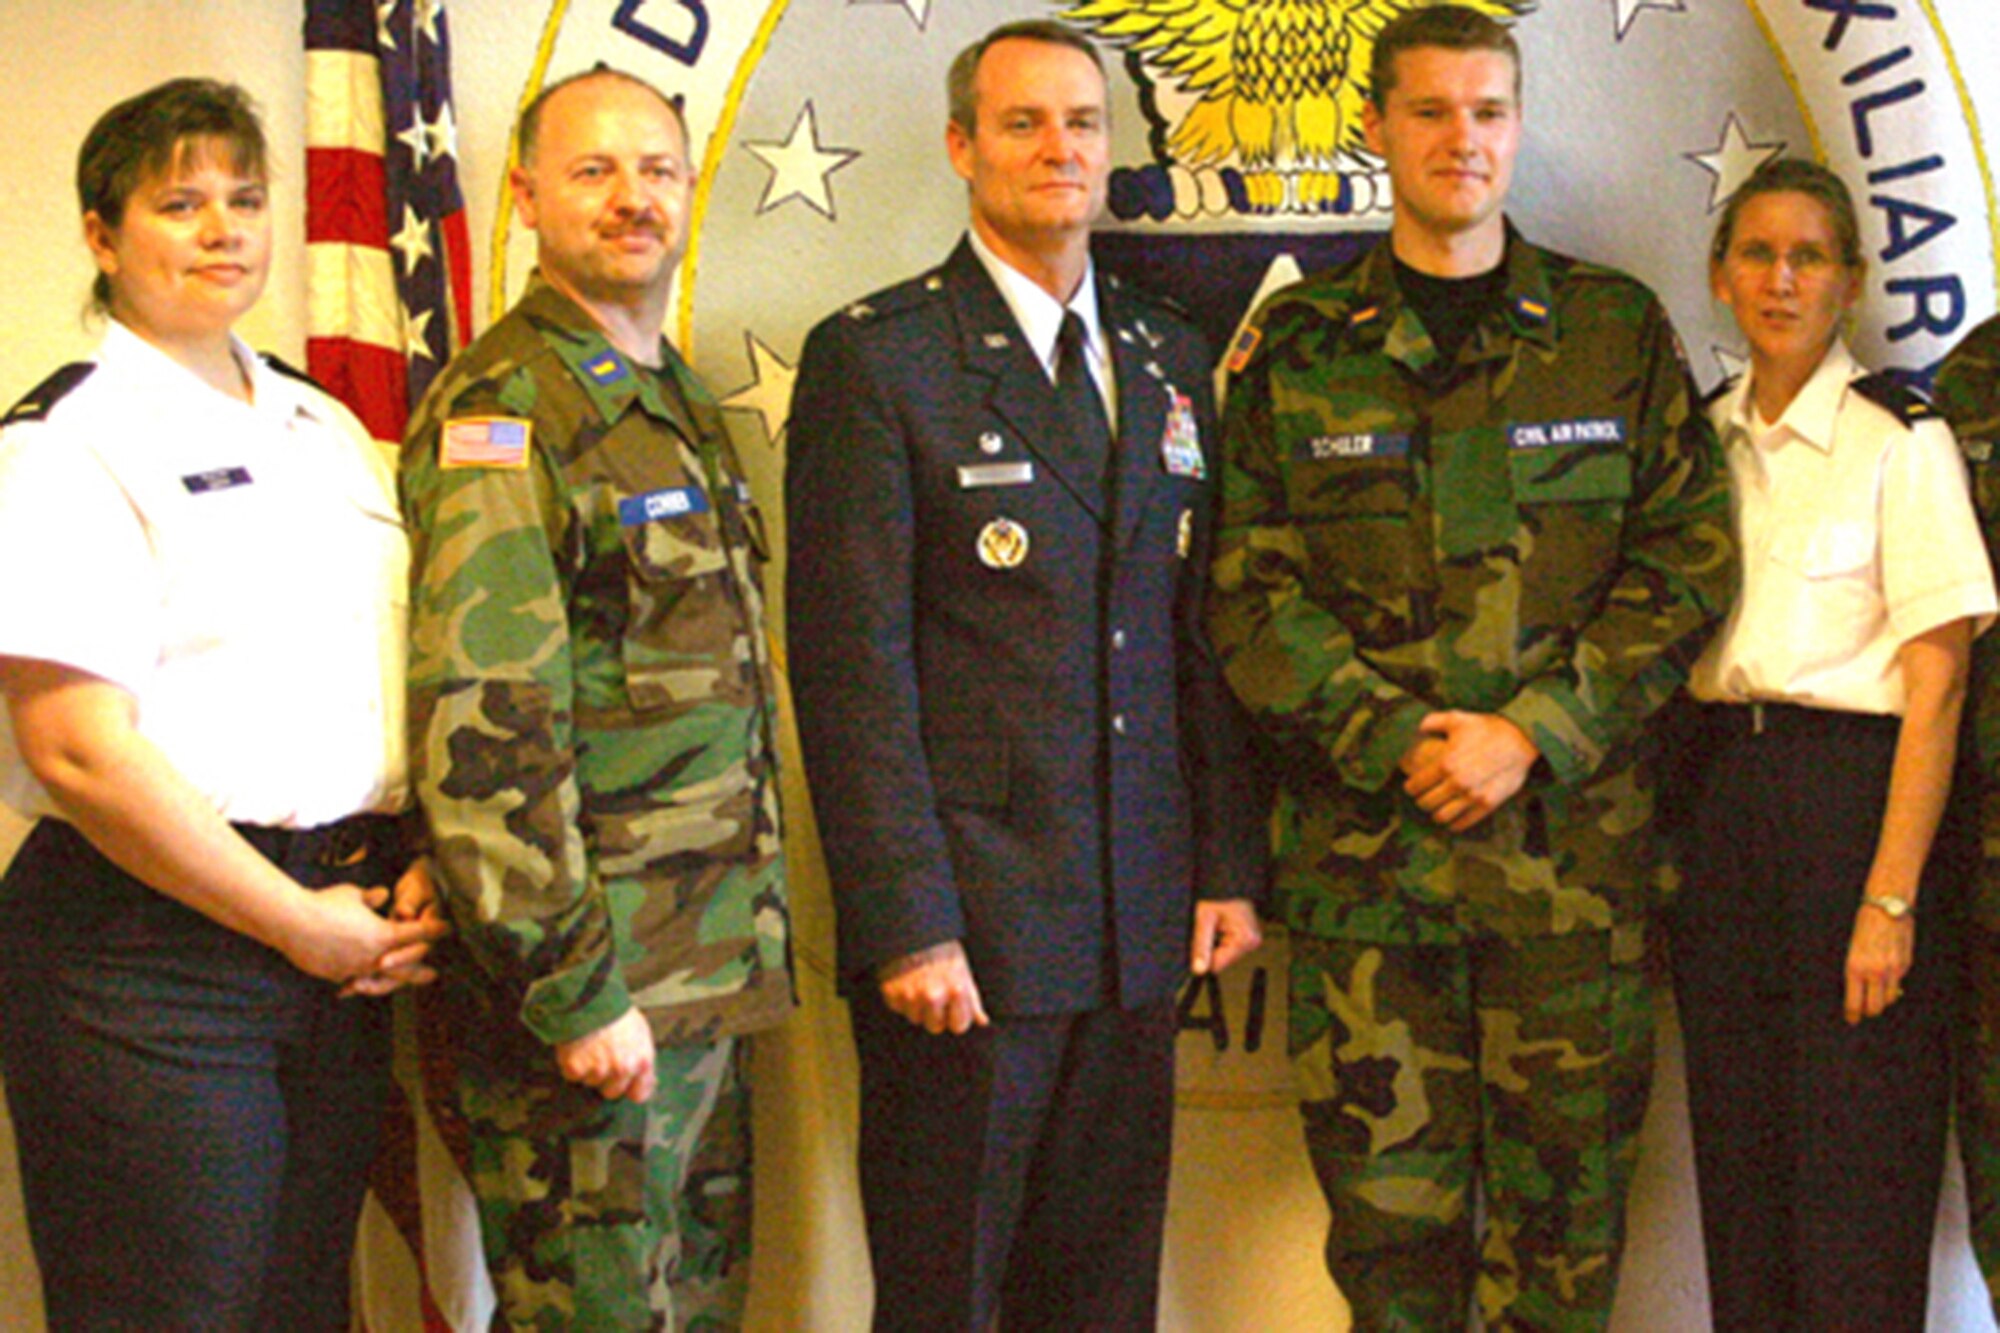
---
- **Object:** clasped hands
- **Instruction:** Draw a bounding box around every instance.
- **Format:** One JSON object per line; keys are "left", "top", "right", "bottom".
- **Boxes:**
{"left": 1400, "top": 710, "right": 1539, "bottom": 832}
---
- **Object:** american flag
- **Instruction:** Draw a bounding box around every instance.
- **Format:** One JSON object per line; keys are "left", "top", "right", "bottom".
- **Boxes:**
{"left": 303, "top": 3, "right": 489, "bottom": 1330}
{"left": 305, "top": 0, "right": 472, "bottom": 445}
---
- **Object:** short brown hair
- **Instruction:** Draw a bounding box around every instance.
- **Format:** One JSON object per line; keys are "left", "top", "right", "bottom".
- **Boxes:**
{"left": 76, "top": 78, "right": 268, "bottom": 314}
{"left": 1369, "top": 5, "right": 1523, "bottom": 109}
{"left": 947, "top": 19, "right": 1105, "bottom": 134}
{"left": 1709, "top": 156, "right": 1863, "bottom": 272}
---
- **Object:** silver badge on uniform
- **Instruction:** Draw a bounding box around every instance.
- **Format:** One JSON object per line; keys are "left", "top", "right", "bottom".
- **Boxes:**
{"left": 958, "top": 462, "right": 1035, "bottom": 489}
{"left": 977, "top": 517, "right": 1030, "bottom": 570}
{"left": 982, "top": 332, "right": 1012, "bottom": 350}
{"left": 979, "top": 431, "right": 1005, "bottom": 455}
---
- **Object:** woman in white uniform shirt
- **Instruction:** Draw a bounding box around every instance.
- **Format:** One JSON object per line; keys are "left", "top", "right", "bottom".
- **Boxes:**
{"left": 0, "top": 79, "right": 448, "bottom": 1331}
{"left": 1672, "top": 157, "right": 1997, "bottom": 1331}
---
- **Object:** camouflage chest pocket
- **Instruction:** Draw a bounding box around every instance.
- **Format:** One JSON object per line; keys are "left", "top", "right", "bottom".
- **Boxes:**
{"left": 1284, "top": 430, "right": 1417, "bottom": 517}
{"left": 1282, "top": 431, "right": 1421, "bottom": 626}
{"left": 615, "top": 483, "right": 741, "bottom": 714}
{"left": 1508, "top": 425, "right": 1633, "bottom": 616}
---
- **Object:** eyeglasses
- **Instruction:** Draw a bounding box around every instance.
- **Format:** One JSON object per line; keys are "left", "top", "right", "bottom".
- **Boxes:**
{"left": 1725, "top": 241, "right": 1848, "bottom": 276}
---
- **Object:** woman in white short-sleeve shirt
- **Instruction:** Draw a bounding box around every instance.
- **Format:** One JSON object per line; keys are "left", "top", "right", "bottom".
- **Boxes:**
{"left": 1672, "top": 156, "right": 1998, "bottom": 1332}
{"left": 0, "top": 78, "right": 448, "bottom": 1331}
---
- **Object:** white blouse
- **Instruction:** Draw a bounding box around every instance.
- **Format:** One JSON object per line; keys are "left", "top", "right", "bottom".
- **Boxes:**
{"left": 1690, "top": 338, "right": 1997, "bottom": 715}
{"left": 0, "top": 321, "right": 410, "bottom": 827}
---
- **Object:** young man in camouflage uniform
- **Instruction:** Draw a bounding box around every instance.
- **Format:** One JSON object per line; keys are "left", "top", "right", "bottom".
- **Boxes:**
{"left": 1207, "top": 7, "right": 1734, "bottom": 1328}
{"left": 401, "top": 69, "right": 789, "bottom": 1331}
{"left": 1937, "top": 315, "right": 2000, "bottom": 1314}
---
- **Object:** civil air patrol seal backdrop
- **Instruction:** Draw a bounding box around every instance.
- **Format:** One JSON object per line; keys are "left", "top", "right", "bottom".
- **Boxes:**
{"left": 663, "top": 0, "right": 1995, "bottom": 1068}
{"left": 431, "top": 1, "right": 1998, "bottom": 1326}
{"left": 2, "top": 2, "right": 1994, "bottom": 1330}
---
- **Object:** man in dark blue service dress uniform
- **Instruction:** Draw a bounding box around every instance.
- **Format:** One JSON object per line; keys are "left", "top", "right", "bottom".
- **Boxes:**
{"left": 785, "top": 18, "right": 1266, "bottom": 1332}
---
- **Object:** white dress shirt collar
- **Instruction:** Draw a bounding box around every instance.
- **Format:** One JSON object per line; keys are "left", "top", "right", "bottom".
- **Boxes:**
{"left": 97, "top": 319, "right": 327, "bottom": 432}
{"left": 966, "top": 228, "right": 1107, "bottom": 385}
{"left": 1719, "top": 337, "right": 1860, "bottom": 458}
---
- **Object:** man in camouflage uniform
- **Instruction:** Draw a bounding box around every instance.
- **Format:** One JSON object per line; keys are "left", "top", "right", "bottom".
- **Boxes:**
{"left": 1937, "top": 314, "right": 2000, "bottom": 1313}
{"left": 1206, "top": 8, "right": 1733, "bottom": 1328}
{"left": 401, "top": 69, "right": 789, "bottom": 1331}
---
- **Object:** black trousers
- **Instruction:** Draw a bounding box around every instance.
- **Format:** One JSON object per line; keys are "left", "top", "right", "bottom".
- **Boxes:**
{"left": 849, "top": 989, "right": 1177, "bottom": 1332}
{"left": 1671, "top": 703, "right": 1961, "bottom": 1333}
{"left": 0, "top": 817, "right": 401, "bottom": 1333}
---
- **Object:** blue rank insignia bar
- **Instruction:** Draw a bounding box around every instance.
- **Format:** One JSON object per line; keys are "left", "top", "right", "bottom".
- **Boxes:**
{"left": 583, "top": 350, "right": 630, "bottom": 386}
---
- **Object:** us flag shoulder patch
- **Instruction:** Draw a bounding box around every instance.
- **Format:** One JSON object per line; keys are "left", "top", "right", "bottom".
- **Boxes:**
{"left": 441, "top": 416, "right": 531, "bottom": 469}
{"left": 1224, "top": 324, "right": 1262, "bottom": 374}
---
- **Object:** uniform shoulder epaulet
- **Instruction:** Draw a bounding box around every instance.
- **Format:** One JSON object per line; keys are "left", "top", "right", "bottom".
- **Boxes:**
{"left": 1538, "top": 246, "right": 1595, "bottom": 284}
{"left": 259, "top": 352, "right": 333, "bottom": 395}
{"left": 1276, "top": 251, "right": 1373, "bottom": 323}
{"left": 3, "top": 362, "right": 96, "bottom": 427}
{"left": 839, "top": 271, "right": 942, "bottom": 326}
{"left": 1539, "top": 246, "right": 1655, "bottom": 310}
{"left": 1539, "top": 245, "right": 1617, "bottom": 288}
{"left": 1852, "top": 371, "right": 1936, "bottom": 427}
{"left": 1105, "top": 270, "right": 1190, "bottom": 320}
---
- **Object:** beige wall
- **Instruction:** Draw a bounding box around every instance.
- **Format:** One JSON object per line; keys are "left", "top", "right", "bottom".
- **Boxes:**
{"left": 3, "top": 3, "right": 1999, "bottom": 1331}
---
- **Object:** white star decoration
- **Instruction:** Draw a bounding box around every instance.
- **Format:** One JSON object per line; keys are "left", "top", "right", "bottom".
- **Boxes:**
{"left": 395, "top": 114, "right": 430, "bottom": 172}
{"left": 1613, "top": 0, "right": 1685, "bottom": 40}
{"left": 391, "top": 204, "right": 434, "bottom": 273}
{"left": 744, "top": 103, "right": 859, "bottom": 219}
{"left": 374, "top": 0, "right": 397, "bottom": 51}
{"left": 416, "top": 0, "right": 445, "bottom": 46}
{"left": 849, "top": 0, "right": 931, "bottom": 29}
{"left": 1686, "top": 114, "right": 1784, "bottom": 212}
{"left": 405, "top": 308, "right": 435, "bottom": 362}
{"left": 722, "top": 333, "right": 798, "bottom": 448}
{"left": 425, "top": 100, "right": 459, "bottom": 165}
{"left": 395, "top": 103, "right": 459, "bottom": 173}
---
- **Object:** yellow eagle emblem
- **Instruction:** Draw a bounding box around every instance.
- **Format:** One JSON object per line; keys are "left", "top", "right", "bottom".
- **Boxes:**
{"left": 1065, "top": 0, "right": 1534, "bottom": 214}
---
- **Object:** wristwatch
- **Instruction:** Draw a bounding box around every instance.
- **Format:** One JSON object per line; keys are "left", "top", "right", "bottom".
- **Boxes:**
{"left": 1861, "top": 893, "right": 1915, "bottom": 920}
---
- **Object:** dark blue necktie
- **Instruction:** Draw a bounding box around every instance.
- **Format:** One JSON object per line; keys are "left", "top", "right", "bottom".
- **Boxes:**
{"left": 1055, "top": 310, "right": 1112, "bottom": 489}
